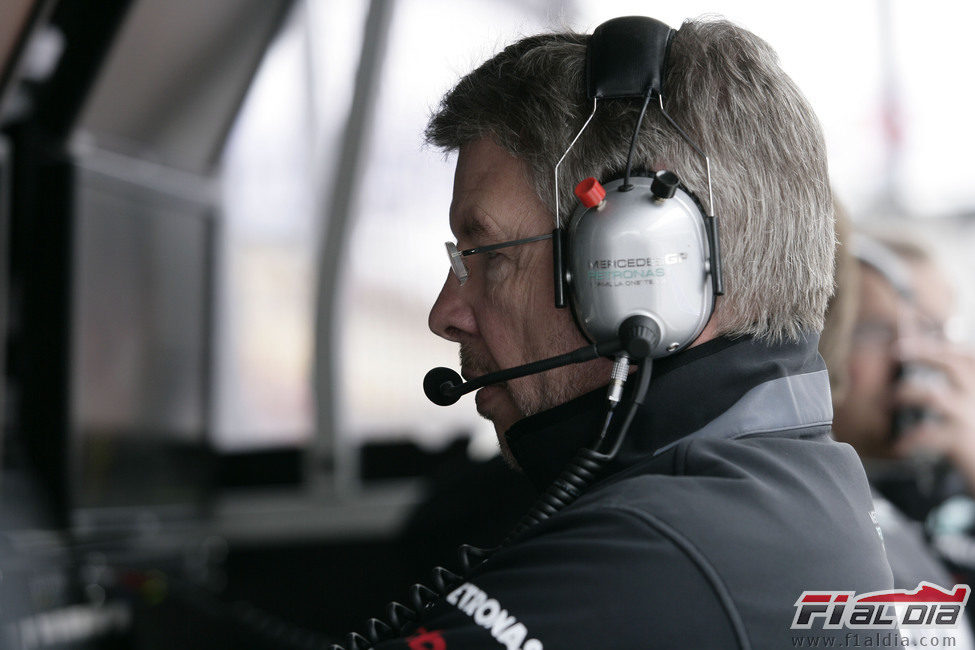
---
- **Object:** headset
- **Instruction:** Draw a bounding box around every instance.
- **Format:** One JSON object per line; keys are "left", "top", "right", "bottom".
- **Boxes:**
{"left": 342, "top": 17, "right": 729, "bottom": 649}
{"left": 554, "top": 15, "right": 723, "bottom": 358}
{"left": 425, "top": 16, "right": 723, "bottom": 407}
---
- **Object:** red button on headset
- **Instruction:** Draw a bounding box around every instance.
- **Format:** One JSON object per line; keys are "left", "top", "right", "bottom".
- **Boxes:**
{"left": 574, "top": 177, "right": 606, "bottom": 208}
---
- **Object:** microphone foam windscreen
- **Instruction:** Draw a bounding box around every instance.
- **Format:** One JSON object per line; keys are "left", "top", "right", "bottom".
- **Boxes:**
{"left": 423, "top": 367, "right": 463, "bottom": 406}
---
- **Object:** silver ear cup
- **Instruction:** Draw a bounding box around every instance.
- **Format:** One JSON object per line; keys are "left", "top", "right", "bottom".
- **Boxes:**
{"left": 567, "top": 176, "right": 714, "bottom": 357}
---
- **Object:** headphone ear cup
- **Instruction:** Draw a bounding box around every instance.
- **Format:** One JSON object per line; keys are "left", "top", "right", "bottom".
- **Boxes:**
{"left": 566, "top": 174, "right": 714, "bottom": 358}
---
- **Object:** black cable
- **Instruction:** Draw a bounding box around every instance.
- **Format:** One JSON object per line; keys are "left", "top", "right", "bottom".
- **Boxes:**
{"left": 330, "top": 359, "right": 655, "bottom": 649}
{"left": 122, "top": 360, "right": 655, "bottom": 650}
{"left": 504, "top": 359, "right": 652, "bottom": 545}
{"left": 594, "top": 406, "right": 617, "bottom": 448}
{"left": 621, "top": 89, "right": 655, "bottom": 190}
{"left": 595, "top": 359, "right": 652, "bottom": 458}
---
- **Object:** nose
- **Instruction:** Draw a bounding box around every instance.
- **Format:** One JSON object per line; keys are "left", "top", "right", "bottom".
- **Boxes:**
{"left": 429, "top": 272, "right": 478, "bottom": 342}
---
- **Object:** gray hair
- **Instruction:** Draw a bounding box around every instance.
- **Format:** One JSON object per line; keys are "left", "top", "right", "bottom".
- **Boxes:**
{"left": 426, "top": 18, "right": 835, "bottom": 342}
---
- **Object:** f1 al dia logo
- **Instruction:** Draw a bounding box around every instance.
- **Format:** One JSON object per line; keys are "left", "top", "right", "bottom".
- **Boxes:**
{"left": 792, "top": 582, "right": 970, "bottom": 630}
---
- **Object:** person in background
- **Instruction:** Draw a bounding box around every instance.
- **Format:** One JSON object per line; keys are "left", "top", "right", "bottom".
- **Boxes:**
{"left": 831, "top": 225, "right": 975, "bottom": 517}
{"left": 824, "top": 213, "right": 975, "bottom": 642}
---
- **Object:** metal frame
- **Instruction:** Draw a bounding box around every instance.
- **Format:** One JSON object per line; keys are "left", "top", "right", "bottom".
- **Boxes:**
{"left": 312, "top": 0, "right": 396, "bottom": 494}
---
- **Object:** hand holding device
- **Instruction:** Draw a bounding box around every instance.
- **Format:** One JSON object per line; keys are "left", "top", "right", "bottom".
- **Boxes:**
{"left": 893, "top": 338, "right": 975, "bottom": 490}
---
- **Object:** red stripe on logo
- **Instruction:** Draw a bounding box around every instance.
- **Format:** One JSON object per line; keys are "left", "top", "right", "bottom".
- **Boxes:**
{"left": 801, "top": 595, "right": 832, "bottom": 603}
{"left": 858, "top": 584, "right": 969, "bottom": 603}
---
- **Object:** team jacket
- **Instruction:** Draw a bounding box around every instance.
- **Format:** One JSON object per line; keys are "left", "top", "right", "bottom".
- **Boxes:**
{"left": 376, "top": 335, "right": 894, "bottom": 649}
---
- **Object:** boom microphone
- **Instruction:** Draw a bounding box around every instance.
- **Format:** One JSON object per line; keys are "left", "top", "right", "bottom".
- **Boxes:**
{"left": 423, "top": 339, "right": 623, "bottom": 407}
{"left": 423, "top": 367, "right": 465, "bottom": 406}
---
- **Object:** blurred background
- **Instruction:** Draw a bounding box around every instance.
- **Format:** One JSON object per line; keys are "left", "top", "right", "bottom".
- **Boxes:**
{"left": 0, "top": 0, "right": 972, "bottom": 647}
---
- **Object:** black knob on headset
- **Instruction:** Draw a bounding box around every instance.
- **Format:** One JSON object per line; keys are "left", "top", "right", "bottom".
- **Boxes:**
{"left": 619, "top": 315, "right": 661, "bottom": 359}
{"left": 423, "top": 367, "right": 463, "bottom": 406}
{"left": 651, "top": 170, "right": 679, "bottom": 200}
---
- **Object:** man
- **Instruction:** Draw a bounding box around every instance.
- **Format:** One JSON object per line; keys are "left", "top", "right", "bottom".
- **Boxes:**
{"left": 830, "top": 230, "right": 975, "bottom": 552}
{"left": 825, "top": 230, "right": 975, "bottom": 646}
{"left": 343, "top": 17, "right": 894, "bottom": 650}
{"left": 832, "top": 232, "right": 975, "bottom": 509}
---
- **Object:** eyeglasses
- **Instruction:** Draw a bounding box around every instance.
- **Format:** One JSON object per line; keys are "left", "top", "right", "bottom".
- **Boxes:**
{"left": 445, "top": 233, "right": 553, "bottom": 285}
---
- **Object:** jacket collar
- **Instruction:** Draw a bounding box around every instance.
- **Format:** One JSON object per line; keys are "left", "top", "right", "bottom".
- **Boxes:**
{"left": 504, "top": 334, "right": 831, "bottom": 492}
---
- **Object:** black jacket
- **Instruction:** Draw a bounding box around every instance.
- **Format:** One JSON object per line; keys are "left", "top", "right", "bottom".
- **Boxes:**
{"left": 378, "top": 336, "right": 894, "bottom": 649}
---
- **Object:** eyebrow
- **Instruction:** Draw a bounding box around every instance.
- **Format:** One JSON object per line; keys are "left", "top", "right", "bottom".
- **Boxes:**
{"left": 455, "top": 208, "right": 502, "bottom": 242}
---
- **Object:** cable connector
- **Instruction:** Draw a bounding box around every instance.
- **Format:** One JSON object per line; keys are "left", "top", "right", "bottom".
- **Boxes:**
{"left": 606, "top": 353, "right": 631, "bottom": 406}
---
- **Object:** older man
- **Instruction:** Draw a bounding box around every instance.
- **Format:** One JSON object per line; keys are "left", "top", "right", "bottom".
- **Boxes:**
{"left": 338, "top": 16, "right": 895, "bottom": 650}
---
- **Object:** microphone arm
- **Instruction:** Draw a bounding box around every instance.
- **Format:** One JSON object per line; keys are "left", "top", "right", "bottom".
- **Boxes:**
{"left": 424, "top": 338, "right": 623, "bottom": 406}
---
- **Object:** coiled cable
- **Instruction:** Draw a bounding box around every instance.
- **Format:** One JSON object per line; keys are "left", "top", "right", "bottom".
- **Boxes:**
{"left": 330, "top": 358, "right": 654, "bottom": 649}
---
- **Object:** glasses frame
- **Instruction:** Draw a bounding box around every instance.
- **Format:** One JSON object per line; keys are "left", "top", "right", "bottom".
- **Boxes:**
{"left": 445, "top": 233, "right": 553, "bottom": 285}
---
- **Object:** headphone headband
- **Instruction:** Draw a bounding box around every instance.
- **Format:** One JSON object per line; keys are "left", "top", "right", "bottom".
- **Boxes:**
{"left": 586, "top": 16, "right": 675, "bottom": 100}
{"left": 555, "top": 16, "right": 720, "bottom": 357}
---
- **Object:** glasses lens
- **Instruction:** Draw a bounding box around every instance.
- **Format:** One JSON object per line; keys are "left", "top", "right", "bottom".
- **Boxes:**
{"left": 445, "top": 242, "right": 469, "bottom": 285}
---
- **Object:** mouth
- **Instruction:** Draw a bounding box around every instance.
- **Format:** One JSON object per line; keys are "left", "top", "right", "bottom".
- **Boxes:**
{"left": 473, "top": 381, "right": 504, "bottom": 415}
